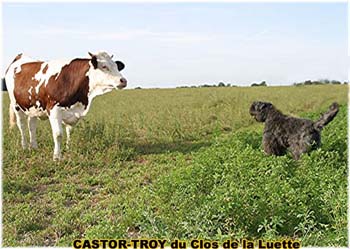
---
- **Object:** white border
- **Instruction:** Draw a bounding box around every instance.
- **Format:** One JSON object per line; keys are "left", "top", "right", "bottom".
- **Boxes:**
{"left": 0, "top": 0, "right": 348, "bottom": 248}
{"left": 1, "top": 0, "right": 348, "bottom": 3}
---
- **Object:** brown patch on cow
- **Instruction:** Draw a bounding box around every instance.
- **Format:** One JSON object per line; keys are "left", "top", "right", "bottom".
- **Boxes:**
{"left": 13, "top": 59, "right": 91, "bottom": 114}
{"left": 45, "top": 59, "right": 90, "bottom": 108}
{"left": 42, "top": 64, "right": 48, "bottom": 74}
{"left": 13, "top": 61, "right": 44, "bottom": 110}
{"left": 5, "top": 53, "right": 23, "bottom": 74}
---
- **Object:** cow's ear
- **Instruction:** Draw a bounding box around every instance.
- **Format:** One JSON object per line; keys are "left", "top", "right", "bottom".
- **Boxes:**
{"left": 115, "top": 61, "right": 125, "bottom": 71}
{"left": 91, "top": 56, "right": 98, "bottom": 69}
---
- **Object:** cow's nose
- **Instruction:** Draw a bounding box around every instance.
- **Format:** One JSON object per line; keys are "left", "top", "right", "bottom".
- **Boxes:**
{"left": 117, "top": 77, "right": 127, "bottom": 89}
{"left": 120, "top": 77, "right": 127, "bottom": 85}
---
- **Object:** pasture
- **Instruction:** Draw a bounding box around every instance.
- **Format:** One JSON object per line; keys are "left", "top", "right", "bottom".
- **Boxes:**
{"left": 2, "top": 84, "right": 348, "bottom": 246}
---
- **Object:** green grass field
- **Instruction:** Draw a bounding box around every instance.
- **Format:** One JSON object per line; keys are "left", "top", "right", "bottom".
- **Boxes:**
{"left": 2, "top": 85, "right": 348, "bottom": 246}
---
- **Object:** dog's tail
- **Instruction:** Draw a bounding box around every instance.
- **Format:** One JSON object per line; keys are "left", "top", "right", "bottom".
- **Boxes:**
{"left": 9, "top": 104, "right": 16, "bottom": 129}
{"left": 314, "top": 102, "right": 339, "bottom": 130}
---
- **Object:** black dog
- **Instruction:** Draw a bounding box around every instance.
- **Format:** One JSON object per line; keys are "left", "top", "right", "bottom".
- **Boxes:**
{"left": 249, "top": 101, "right": 339, "bottom": 160}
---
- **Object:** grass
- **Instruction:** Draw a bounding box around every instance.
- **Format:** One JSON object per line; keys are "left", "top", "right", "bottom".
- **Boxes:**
{"left": 2, "top": 84, "right": 348, "bottom": 246}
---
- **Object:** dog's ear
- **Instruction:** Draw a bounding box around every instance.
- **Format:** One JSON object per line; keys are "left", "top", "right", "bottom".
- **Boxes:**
{"left": 261, "top": 102, "right": 272, "bottom": 109}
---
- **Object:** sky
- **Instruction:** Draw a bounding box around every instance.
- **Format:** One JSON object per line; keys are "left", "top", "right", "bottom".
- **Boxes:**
{"left": 2, "top": 2, "right": 347, "bottom": 88}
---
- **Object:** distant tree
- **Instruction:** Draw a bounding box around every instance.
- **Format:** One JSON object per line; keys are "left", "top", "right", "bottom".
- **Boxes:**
{"left": 201, "top": 84, "right": 214, "bottom": 87}
{"left": 330, "top": 80, "right": 341, "bottom": 85}
{"left": 293, "top": 79, "right": 346, "bottom": 86}
{"left": 251, "top": 81, "right": 267, "bottom": 87}
{"left": 260, "top": 81, "right": 267, "bottom": 86}
{"left": 218, "top": 82, "right": 225, "bottom": 87}
{"left": 320, "top": 79, "right": 330, "bottom": 84}
{"left": 135, "top": 87, "right": 142, "bottom": 89}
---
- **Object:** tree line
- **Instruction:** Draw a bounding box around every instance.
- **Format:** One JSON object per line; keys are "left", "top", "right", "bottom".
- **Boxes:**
{"left": 1, "top": 77, "right": 347, "bottom": 91}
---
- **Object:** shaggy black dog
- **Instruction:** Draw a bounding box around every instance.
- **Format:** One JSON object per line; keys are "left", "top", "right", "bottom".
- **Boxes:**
{"left": 249, "top": 101, "right": 339, "bottom": 160}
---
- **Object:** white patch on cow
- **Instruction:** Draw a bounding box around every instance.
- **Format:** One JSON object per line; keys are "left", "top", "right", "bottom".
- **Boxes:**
{"left": 28, "top": 86, "right": 33, "bottom": 95}
{"left": 34, "top": 60, "right": 69, "bottom": 94}
{"left": 28, "top": 86, "right": 33, "bottom": 100}
{"left": 61, "top": 102, "right": 86, "bottom": 125}
{"left": 8, "top": 55, "right": 37, "bottom": 78}
{"left": 24, "top": 106, "right": 47, "bottom": 118}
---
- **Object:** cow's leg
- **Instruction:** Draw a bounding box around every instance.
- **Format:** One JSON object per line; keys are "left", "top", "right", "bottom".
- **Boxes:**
{"left": 65, "top": 124, "right": 72, "bottom": 149}
{"left": 28, "top": 117, "right": 38, "bottom": 149}
{"left": 49, "top": 107, "right": 63, "bottom": 160}
{"left": 15, "top": 110, "right": 27, "bottom": 149}
{"left": 9, "top": 104, "right": 16, "bottom": 129}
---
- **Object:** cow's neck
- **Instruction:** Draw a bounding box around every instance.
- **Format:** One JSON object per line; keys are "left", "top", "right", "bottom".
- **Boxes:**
{"left": 83, "top": 68, "right": 115, "bottom": 115}
{"left": 83, "top": 87, "right": 113, "bottom": 115}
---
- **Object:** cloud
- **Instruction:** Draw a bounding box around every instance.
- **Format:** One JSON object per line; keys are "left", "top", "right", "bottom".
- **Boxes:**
{"left": 25, "top": 26, "right": 213, "bottom": 44}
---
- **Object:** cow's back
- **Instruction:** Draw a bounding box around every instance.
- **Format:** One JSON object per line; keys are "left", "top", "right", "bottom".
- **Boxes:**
{"left": 7, "top": 56, "right": 91, "bottom": 115}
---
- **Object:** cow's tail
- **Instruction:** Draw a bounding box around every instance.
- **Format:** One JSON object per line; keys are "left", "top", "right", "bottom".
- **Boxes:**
{"left": 9, "top": 104, "right": 16, "bottom": 129}
{"left": 314, "top": 102, "right": 339, "bottom": 130}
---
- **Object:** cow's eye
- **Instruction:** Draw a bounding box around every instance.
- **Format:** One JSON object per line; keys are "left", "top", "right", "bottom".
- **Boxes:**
{"left": 102, "top": 65, "right": 108, "bottom": 70}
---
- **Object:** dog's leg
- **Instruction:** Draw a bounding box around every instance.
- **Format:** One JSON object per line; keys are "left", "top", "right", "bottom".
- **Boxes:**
{"left": 290, "top": 146, "right": 304, "bottom": 160}
{"left": 290, "top": 132, "right": 320, "bottom": 160}
{"left": 263, "top": 134, "right": 286, "bottom": 156}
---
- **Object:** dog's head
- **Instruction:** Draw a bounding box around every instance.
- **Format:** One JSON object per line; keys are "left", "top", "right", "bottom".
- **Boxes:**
{"left": 249, "top": 101, "right": 273, "bottom": 122}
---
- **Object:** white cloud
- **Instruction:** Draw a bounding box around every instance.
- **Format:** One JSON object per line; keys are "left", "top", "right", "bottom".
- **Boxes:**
{"left": 25, "top": 26, "right": 213, "bottom": 44}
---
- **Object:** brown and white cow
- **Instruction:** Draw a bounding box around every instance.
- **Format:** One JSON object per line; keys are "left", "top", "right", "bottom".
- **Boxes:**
{"left": 5, "top": 51, "right": 127, "bottom": 160}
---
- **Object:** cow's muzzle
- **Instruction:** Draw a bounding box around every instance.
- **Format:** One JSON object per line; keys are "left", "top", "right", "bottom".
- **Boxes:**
{"left": 117, "top": 77, "right": 127, "bottom": 89}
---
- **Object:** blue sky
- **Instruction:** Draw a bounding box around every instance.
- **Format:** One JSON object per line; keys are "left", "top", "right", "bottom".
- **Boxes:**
{"left": 3, "top": 2, "right": 347, "bottom": 88}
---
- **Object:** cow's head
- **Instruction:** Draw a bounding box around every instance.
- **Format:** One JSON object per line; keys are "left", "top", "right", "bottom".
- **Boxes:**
{"left": 88, "top": 51, "right": 127, "bottom": 90}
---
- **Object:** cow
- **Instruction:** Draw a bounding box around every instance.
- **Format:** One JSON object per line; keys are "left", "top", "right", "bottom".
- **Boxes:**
{"left": 5, "top": 51, "right": 127, "bottom": 160}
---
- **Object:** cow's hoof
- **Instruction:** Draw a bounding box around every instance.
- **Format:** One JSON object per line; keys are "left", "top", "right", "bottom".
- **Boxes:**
{"left": 53, "top": 154, "right": 62, "bottom": 161}
{"left": 30, "top": 144, "right": 38, "bottom": 150}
